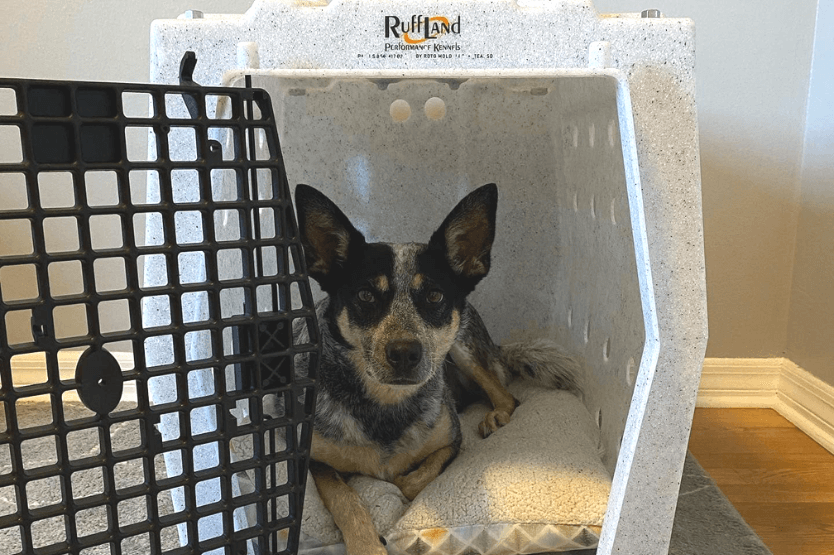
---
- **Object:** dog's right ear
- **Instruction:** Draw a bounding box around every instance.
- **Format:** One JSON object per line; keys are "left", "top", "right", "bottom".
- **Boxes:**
{"left": 294, "top": 184, "right": 366, "bottom": 290}
{"left": 426, "top": 183, "right": 498, "bottom": 291}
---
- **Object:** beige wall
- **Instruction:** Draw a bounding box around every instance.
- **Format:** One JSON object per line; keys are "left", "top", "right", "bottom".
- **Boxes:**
{"left": 786, "top": 0, "right": 834, "bottom": 385}
{"left": 1, "top": 1, "right": 831, "bottom": 385}
{"left": 595, "top": 0, "right": 834, "bottom": 387}
{"left": 594, "top": 0, "right": 818, "bottom": 358}
{"left": 1, "top": 1, "right": 254, "bottom": 83}
{"left": 0, "top": 0, "right": 253, "bottom": 344}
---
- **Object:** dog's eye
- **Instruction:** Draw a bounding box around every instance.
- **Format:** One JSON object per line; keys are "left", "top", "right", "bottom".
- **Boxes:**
{"left": 426, "top": 290, "right": 444, "bottom": 303}
{"left": 357, "top": 289, "right": 375, "bottom": 303}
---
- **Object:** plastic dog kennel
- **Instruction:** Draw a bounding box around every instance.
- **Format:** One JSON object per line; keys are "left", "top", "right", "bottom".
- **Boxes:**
{"left": 147, "top": 1, "right": 707, "bottom": 554}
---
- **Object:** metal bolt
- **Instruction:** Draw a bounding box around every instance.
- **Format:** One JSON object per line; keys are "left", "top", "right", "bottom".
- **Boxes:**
{"left": 641, "top": 9, "right": 662, "bottom": 18}
{"left": 184, "top": 9, "right": 204, "bottom": 19}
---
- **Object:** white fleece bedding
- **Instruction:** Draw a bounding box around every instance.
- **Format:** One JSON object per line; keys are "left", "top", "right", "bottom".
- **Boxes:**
{"left": 294, "top": 379, "right": 612, "bottom": 554}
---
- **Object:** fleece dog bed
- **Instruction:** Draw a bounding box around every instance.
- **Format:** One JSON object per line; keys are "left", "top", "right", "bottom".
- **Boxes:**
{"left": 290, "top": 379, "right": 612, "bottom": 555}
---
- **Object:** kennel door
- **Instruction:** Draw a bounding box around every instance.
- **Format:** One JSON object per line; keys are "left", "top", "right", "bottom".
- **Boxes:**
{"left": 0, "top": 77, "right": 319, "bottom": 555}
{"left": 218, "top": 71, "right": 658, "bottom": 476}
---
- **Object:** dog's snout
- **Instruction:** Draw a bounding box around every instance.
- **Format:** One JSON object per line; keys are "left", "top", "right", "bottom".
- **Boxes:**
{"left": 385, "top": 340, "right": 423, "bottom": 374}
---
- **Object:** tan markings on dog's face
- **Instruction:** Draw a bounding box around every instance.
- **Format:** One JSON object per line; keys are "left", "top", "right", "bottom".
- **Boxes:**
{"left": 337, "top": 307, "right": 384, "bottom": 381}
{"left": 425, "top": 308, "right": 459, "bottom": 367}
{"left": 338, "top": 305, "right": 428, "bottom": 404}
{"left": 368, "top": 244, "right": 460, "bottom": 383}
{"left": 335, "top": 243, "right": 462, "bottom": 405}
{"left": 337, "top": 308, "right": 364, "bottom": 348}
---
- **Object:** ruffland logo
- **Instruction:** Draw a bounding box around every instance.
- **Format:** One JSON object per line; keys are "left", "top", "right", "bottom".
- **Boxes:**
{"left": 384, "top": 15, "right": 462, "bottom": 52}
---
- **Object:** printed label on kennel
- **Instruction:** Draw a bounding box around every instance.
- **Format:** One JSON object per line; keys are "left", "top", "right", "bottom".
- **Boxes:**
{"left": 151, "top": 1, "right": 707, "bottom": 554}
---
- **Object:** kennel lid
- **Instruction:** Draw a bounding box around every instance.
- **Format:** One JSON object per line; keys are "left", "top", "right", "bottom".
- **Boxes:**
{"left": 151, "top": 0, "right": 696, "bottom": 89}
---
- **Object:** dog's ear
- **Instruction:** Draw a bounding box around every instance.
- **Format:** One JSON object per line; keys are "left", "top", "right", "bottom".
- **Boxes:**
{"left": 294, "top": 184, "right": 366, "bottom": 289}
{"left": 428, "top": 184, "right": 498, "bottom": 284}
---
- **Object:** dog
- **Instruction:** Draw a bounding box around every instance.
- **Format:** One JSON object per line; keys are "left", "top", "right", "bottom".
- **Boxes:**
{"left": 292, "top": 183, "right": 579, "bottom": 555}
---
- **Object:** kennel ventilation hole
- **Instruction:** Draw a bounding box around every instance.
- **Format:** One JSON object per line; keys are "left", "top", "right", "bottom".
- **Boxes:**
{"left": 424, "top": 96, "right": 446, "bottom": 120}
{"left": 389, "top": 98, "right": 410, "bottom": 122}
{"left": 626, "top": 357, "right": 638, "bottom": 387}
{"left": 608, "top": 119, "right": 616, "bottom": 148}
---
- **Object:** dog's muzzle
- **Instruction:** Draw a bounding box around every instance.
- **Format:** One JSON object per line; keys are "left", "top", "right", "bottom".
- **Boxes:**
{"left": 385, "top": 339, "right": 423, "bottom": 384}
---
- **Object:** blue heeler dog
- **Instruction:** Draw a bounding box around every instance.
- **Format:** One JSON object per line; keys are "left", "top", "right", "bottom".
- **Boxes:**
{"left": 293, "top": 183, "right": 579, "bottom": 555}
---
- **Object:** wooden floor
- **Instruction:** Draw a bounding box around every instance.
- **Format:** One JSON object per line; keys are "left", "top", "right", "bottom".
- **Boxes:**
{"left": 689, "top": 408, "right": 834, "bottom": 555}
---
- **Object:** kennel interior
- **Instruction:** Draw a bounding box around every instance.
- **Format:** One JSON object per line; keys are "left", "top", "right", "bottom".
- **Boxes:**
{"left": 150, "top": 1, "right": 708, "bottom": 554}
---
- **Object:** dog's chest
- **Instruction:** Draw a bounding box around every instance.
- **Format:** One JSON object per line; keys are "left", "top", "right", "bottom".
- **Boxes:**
{"left": 311, "top": 396, "right": 454, "bottom": 481}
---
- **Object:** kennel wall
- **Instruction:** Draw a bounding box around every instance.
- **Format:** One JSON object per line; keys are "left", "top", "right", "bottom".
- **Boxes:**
{"left": 147, "top": 1, "right": 708, "bottom": 554}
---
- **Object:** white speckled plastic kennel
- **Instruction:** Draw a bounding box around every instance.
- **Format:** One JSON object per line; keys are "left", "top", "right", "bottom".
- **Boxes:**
{"left": 146, "top": 1, "right": 707, "bottom": 554}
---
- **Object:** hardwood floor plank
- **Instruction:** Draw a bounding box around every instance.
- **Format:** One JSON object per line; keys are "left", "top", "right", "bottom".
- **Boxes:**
{"left": 733, "top": 502, "right": 834, "bottom": 529}
{"left": 689, "top": 427, "right": 831, "bottom": 456}
{"left": 756, "top": 537, "right": 834, "bottom": 555}
{"left": 689, "top": 408, "right": 834, "bottom": 555}
{"left": 719, "top": 485, "right": 834, "bottom": 504}
{"left": 692, "top": 407, "right": 795, "bottom": 428}
{"left": 703, "top": 466, "right": 834, "bottom": 488}
{"left": 692, "top": 452, "right": 834, "bottom": 469}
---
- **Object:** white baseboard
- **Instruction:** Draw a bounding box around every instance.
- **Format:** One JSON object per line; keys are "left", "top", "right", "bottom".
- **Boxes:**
{"left": 697, "top": 358, "right": 782, "bottom": 408}
{"left": 699, "top": 357, "right": 834, "bottom": 454}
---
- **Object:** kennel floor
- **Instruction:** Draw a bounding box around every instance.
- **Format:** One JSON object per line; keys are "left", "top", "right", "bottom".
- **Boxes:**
{"left": 688, "top": 408, "right": 834, "bottom": 555}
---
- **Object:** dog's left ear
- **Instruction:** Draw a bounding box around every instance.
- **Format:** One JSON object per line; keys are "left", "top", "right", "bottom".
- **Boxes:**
{"left": 427, "top": 184, "right": 498, "bottom": 284}
{"left": 294, "top": 184, "right": 366, "bottom": 292}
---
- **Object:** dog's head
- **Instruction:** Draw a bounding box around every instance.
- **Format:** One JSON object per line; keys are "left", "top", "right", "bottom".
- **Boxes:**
{"left": 295, "top": 184, "right": 497, "bottom": 400}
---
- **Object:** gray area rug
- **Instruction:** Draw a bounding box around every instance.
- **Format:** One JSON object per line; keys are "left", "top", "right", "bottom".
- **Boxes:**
{"left": 1, "top": 403, "right": 772, "bottom": 554}
{"left": 667, "top": 453, "right": 772, "bottom": 555}
{"left": 562, "top": 453, "right": 772, "bottom": 555}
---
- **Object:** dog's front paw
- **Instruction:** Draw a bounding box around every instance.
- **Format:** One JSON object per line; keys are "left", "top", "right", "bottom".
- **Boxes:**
{"left": 478, "top": 408, "right": 513, "bottom": 438}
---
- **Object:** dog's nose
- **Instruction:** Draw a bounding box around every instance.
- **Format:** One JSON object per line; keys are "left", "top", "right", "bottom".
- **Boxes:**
{"left": 385, "top": 340, "right": 423, "bottom": 373}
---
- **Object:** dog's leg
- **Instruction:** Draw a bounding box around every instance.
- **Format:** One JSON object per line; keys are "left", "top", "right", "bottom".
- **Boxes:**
{"left": 449, "top": 343, "right": 517, "bottom": 437}
{"left": 309, "top": 461, "right": 387, "bottom": 555}
{"left": 393, "top": 445, "right": 457, "bottom": 501}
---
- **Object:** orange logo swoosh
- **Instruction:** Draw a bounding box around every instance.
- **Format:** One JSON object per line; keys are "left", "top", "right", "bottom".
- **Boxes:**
{"left": 403, "top": 16, "right": 450, "bottom": 44}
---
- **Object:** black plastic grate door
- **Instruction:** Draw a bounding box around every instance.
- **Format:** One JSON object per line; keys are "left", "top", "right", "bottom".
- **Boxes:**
{"left": 0, "top": 67, "right": 319, "bottom": 555}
